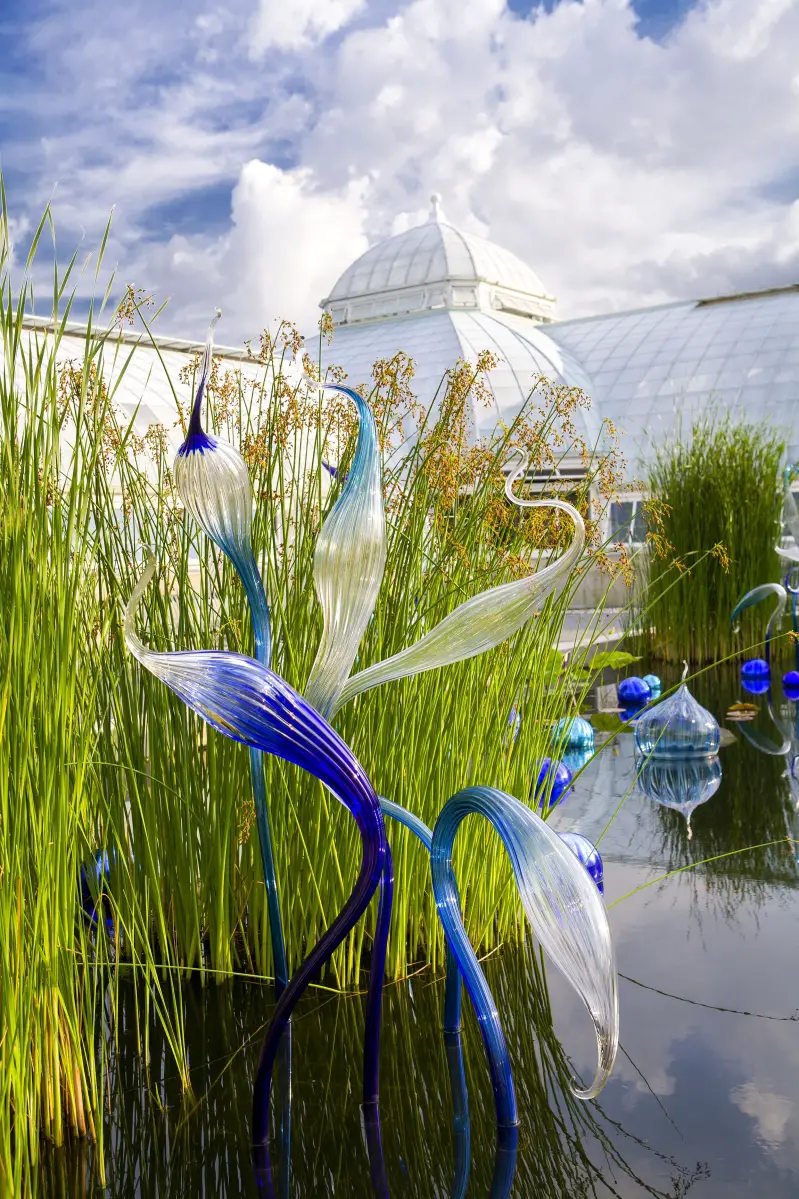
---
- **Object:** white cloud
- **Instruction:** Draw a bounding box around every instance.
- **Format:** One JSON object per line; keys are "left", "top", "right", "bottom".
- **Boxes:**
{"left": 249, "top": 0, "right": 365, "bottom": 53}
{"left": 9, "top": 0, "right": 799, "bottom": 337}
{"left": 131, "top": 161, "right": 371, "bottom": 341}
{"left": 731, "top": 1083, "right": 794, "bottom": 1146}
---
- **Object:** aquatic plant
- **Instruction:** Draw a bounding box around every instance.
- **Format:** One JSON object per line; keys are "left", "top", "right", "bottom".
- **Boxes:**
{"left": 646, "top": 411, "right": 784, "bottom": 663}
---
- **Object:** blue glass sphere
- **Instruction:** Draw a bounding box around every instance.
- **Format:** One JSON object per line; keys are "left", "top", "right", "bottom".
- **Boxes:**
{"left": 558, "top": 831, "right": 604, "bottom": 894}
{"left": 534, "top": 758, "right": 573, "bottom": 814}
{"left": 636, "top": 753, "right": 722, "bottom": 837}
{"left": 551, "top": 715, "right": 594, "bottom": 750}
{"left": 741, "top": 676, "right": 771, "bottom": 695}
{"left": 79, "top": 849, "right": 115, "bottom": 930}
{"left": 741, "top": 658, "right": 769, "bottom": 679}
{"left": 784, "top": 671, "right": 799, "bottom": 700}
{"left": 634, "top": 683, "right": 720, "bottom": 758}
{"left": 642, "top": 673, "right": 662, "bottom": 694}
{"left": 618, "top": 677, "right": 652, "bottom": 706}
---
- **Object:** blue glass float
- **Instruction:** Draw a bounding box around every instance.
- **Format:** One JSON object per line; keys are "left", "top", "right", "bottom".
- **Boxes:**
{"left": 79, "top": 849, "right": 115, "bottom": 931}
{"left": 533, "top": 758, "right": 573, "bottom": 813}
{"left": 551, "top": 714, "right": 595, "bottom": 750}
{"left": 741, "top": 658, "right": 770, "bottom": 679}
{"left": 741, "top": 675, "right": 771, "bottom": 696}
{"left": 784, "top": 671, "right": 799, "bottom": 700}
{"left": 618, "top": 677, "right": 651, "bottom": 707}
{"left": 642, "top": 673, "right": 662, "bottom": 695}
{"left": 634, "top": 683, "right": 720, "bottom": 758}
{"left": 558, "top": 831, "right": 604, "bottom": 894}
{"left": 506, "top": 706, "right": 522, "bottom": 746}
{"left": 636, "top": 753, "right": 722, "bottom": 838}
{"left": 563, "top": 745, "right": 594, "bottom": 775}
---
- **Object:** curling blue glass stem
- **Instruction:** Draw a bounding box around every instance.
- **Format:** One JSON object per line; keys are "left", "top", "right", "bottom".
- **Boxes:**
{"left": 379, "top": 796, "right": 462, "bottom": 1031}
{"left": 252, "top": 733, "right": 388, "bottom": 1150}
{"left": 430, "top": 788, "right": 520, "bottom": 1129}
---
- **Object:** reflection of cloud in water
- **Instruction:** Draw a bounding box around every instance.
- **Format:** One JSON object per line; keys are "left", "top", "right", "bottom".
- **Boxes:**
{"left": 731, "top": 1082, "right": 793, "bottom": 1147}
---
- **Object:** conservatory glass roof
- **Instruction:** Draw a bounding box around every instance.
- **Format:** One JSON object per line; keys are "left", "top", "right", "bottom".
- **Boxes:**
{"left": 545, "top": 285, "right": 799, "bottom": 471}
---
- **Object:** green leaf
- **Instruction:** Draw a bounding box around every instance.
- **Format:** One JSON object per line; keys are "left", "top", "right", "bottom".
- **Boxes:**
{"left": 586, "top": 651, "right": 640, "bottom": 672}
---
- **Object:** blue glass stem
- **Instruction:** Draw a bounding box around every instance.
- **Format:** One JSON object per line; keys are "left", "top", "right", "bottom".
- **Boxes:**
{"left": 242, "top": 555, "right": 288, "bottom": 994}
{"left": 444, "top": 1030, "right": 471, "bottom": 1199}
{"left": 252, "top": 793, "right": 387, "bottom": 1149}
{"left": 364, "top": 849, "right": 393, "bottom": 1112}
{"left": 379, "top": 796, "right": 462, "bottom": 1031}
{"left": 429, "top": 789, "right": 520, "bottom": 1129}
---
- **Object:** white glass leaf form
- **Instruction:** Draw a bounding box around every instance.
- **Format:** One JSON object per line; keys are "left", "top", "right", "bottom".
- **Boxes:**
{"left": 331, "top": 455, "right": 585, "bottom": 716}
{"left": 173, "top": 311, "right": 270, "bottom": 660}
{"left": 304, "top": 384, "right": 386, "bottom": 720}
{"left": 431, "top": 786, "right": 618, "bottom": 1108}
{"left": 779, "top": 467, "right": 799, "bottom": 564}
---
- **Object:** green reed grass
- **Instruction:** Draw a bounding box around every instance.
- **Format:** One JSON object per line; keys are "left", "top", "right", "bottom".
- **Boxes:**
{"left": 0, "top": 201, "right": 628, "bottom": 1187}
{"left": 644, "top": 410, "right": 785, "bottom": 664}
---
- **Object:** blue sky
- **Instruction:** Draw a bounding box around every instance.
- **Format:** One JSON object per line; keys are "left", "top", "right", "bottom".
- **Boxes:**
{"left": 1, "top": 0, "right": 798, "bottom": 340}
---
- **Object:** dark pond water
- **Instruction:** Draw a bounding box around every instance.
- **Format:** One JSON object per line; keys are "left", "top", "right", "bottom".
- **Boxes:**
{"left": 42, "top": 665, "right": 799, "bottom": 1197}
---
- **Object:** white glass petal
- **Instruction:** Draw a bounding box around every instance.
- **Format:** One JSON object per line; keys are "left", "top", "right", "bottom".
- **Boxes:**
{"left": 304, "top": 385, "right": 386, "bottom": 720}
{"left": 331, "top": 455, "right": 584, "bottom": 715}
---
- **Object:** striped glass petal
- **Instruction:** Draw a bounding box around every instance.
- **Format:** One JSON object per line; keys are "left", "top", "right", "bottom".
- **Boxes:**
{"left": 331, "top": 456, "right": 584, "bottom": 716}
{"left": 304, "top": 384, "right": 386, "bottom": 720}
{"left": 123, "top": 556, "right": 389, "bottom": 1123}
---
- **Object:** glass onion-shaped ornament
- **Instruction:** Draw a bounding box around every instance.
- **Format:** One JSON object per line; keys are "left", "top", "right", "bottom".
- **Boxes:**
{"left": 552, "top": 715, "right": 595, "bottom": 750}
{"left": 634, "top": 680, "right": 720, "bottom": 759}
{"left": 636, "top": 753, "right": 722, "bottom": 839}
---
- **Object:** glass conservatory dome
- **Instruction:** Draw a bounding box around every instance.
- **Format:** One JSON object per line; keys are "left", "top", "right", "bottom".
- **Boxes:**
{"left": 317, "top": 197, "right": 601, "bottom": 448}
{"left": 322, "top": 195, "right": 557, "bottom": 327}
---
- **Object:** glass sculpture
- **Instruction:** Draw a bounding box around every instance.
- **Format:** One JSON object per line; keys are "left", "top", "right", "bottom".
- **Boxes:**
{"left": 126, "top": 320, "right": 619, "bottom": 1153}
{"left": 617, "top": 677, "right": 651, "bottom": 707}
{"left": 778, "top": 464, "right": 799, "bottom": 565}
{"left": 124, "top": 554, "right": 391, "bottom": 1126}
{"left": 174, "top": 312, "right": 287, "bottom": 991}
{"left": 534, "top": 758, "right": 573, "bottom": 814}
{"left": 552, "top": 714, "right": 594, "bottom": 750}
{"left": 430, "top": 786, "right": 618, "bottom": 1126}
{"left": 785, "top": 671, "right": 799, "bottom": 700}
{"left": 557, "top": 832, "right": 604, "bottom": 894}
{"left": 786, "top": 564, "right": 799, "bottom": 670}
{"left": 634, "top": 683, "right": 720, "bottom": 758}
{"left": 731, "top": 582, "right": 787, "bottom": 673}
{"left": 636, "top": 753, "right": 722, "bottom": 838}
{"left": 642, "top": 673, "right": 662, "bottom": 694}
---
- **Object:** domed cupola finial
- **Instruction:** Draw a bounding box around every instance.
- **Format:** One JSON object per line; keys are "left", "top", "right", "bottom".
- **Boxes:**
{"left": 429, "top": 193, "right": 445, "bottom": 223}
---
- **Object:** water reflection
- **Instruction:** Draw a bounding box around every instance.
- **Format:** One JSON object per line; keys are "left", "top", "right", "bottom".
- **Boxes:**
{"left": 636, "top": 754, "right": 722, "bottom": 839}
{"left": 41, "top": 940, "right": 692, "bottom": 1198}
